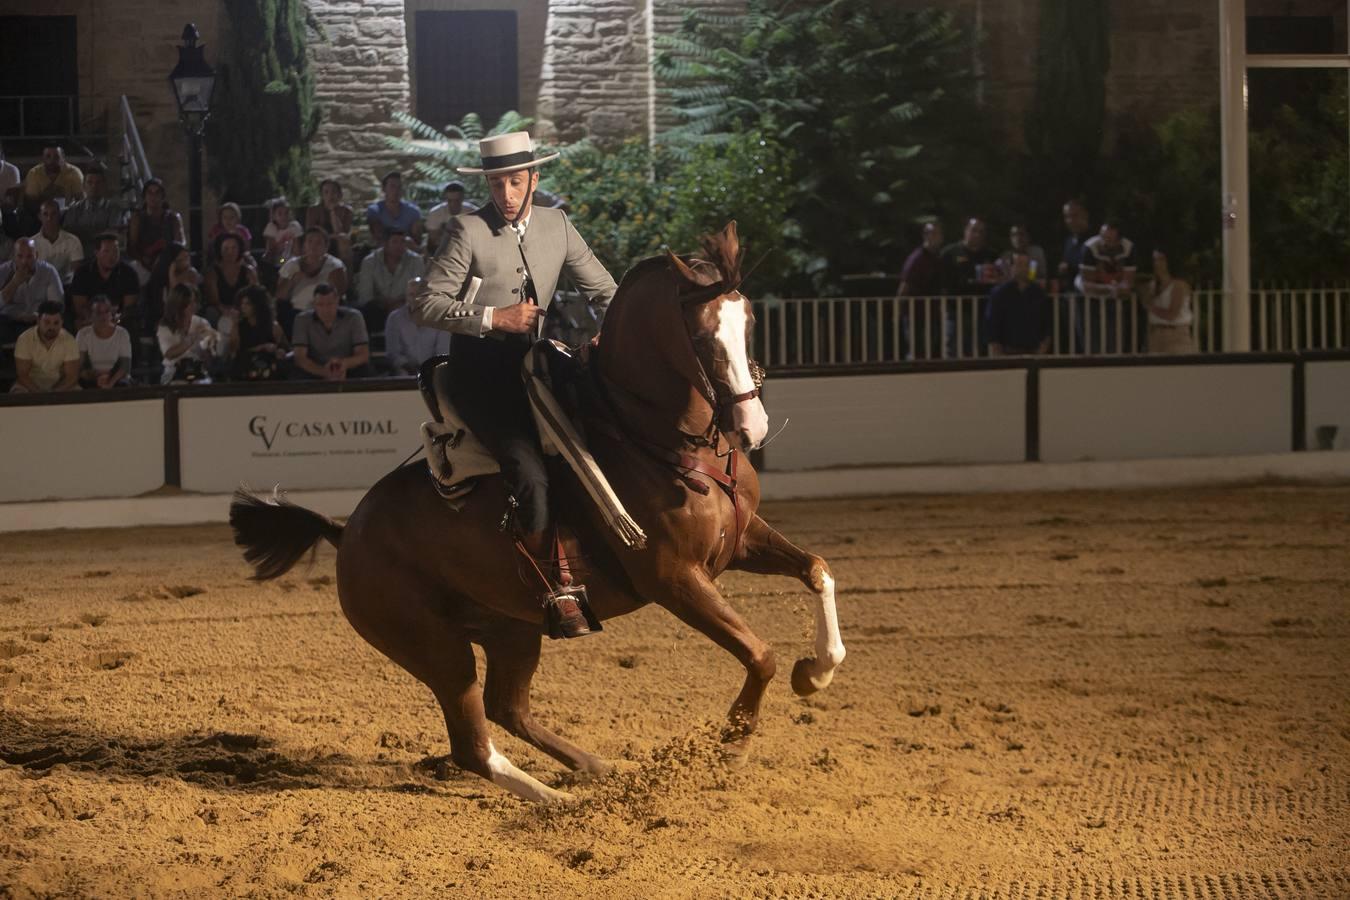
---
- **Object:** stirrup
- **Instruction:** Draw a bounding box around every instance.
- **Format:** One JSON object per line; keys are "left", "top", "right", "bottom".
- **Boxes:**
{"left": 543, "top": 584, "right": 602, "bottom": 640}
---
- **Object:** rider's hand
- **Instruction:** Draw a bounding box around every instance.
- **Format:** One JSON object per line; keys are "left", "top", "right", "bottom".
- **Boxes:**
{"left": 491, "top": 302, "right": 542, "bottom": 334}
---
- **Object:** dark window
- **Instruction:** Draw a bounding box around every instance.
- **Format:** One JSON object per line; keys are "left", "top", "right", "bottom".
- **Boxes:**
{"left": 1247, "top": 15, "right": 1340, "bottom": 128}
{"left": 1247, "top": 16, "right": 1336, "bottom": 54}
{"left": 0, "top": 16, "right": 79, "bottom": 138}
{"left": 413, "top": 11, "right": 518, "bottom": 132}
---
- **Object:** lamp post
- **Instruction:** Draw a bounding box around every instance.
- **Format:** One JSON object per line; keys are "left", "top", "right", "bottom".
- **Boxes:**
{"left": 169, "top": 23, "right": 216, "bottom": 259}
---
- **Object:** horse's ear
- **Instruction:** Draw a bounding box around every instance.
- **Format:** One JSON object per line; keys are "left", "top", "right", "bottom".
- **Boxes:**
{"left": 701, "top": 221, "right": 742, "bottom": 286}
{"left": 665, "top": 248, "right": 718, "bottom": 288}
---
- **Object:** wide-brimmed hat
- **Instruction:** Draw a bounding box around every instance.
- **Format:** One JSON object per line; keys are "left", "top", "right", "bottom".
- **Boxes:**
{"left": 457, "top": 131, "right": 559, "bottom": 176}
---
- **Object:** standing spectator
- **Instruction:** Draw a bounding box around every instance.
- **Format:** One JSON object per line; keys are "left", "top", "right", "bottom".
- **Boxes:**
{"left": 0, "top": 238, "right": 65, "bottom": 344}
{"left": 424, "top": 181, "right": 474, "bottom": 253}
{"left": 203, "top": 233, "right": 258, "bottom": 323}
{"left": 21, "top": 145, "right": 84, "bottom": 216}
{"left": 355, "top": 229, "right": 423, "bottom": 332}
{"left": 33, "top": 199, "right": 84, "bottom": 285}
{"left": 1146, "top": 250, "right": 1197, "bottom": 355}
{"left": 1077, "top": 219, "right": 1137, "bottom": 353}
{"left": 897, "top": 220, "right": 948, "bottom": 359}
{"left": 1057, "top": 198, "right": 1093, "bottom": 353}
{"left": 12, "top": 300, "right": 79, "bottom": 392}
{"left": 224, "top": 284, "right": 289, "bottom": 380}
{"left": 157, "top": 283, "right": 220, "bottom": 384}
{"left": 76, "top": 296, "right": 133, "bottom": 388}
{"left": 126, "top": 178, "right": 185, "bottom": 278}
{"left": 0, "top": 140, "right": 20, "bottom": 200}
{"left": 71, "top": 233, "right": 141, "bottom": 332}
{"left": 1000, "top": 224, "right": 1047, "bottom": 283}
{"left": 291, "top": 283, "right": 370, "bottom": 380}
{"left": 940, "top": 216, "right": 998, "bottom": 356}
{"left": 275, "top": 226, "right": 348, "bottom": 336}
{"left": 207, "top": 202, "right": 253, "bottom": 262}
{"left": 987, "top": 253, "right": 1052, "bottom": 357}
{"left": 383, "top": 277, "right": 449, "bottom": 374}
{"left": 365, "top": 171, "right": 423, "bottom": 248}
{"left": 146, "top": 242, "right": 202, "bottom": 337}
{"left": 63, "top": 165, "right": 128, "bottom": 256}
{"left": 305, "top": 179, "right": 355, "bottom": 267}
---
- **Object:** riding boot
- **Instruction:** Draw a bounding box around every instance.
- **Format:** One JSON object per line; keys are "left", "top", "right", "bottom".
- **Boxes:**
{"left": 520, "top": 529, "right": 598, "bottom": 640}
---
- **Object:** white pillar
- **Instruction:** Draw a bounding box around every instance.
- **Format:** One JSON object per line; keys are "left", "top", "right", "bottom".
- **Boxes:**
{"left": 1219, "top": 0, "right": 1251, "bottom": 352}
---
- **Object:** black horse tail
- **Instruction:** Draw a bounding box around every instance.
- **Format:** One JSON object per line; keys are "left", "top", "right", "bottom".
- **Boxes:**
{"left": 229, "top": 487, "right": 345, "bottom": 581}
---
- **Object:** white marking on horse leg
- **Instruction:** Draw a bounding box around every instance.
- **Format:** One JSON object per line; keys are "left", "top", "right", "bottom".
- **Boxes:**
{"left": 715, "top": 296, "right": 769, "bottom": 447}
{"left": 486, "top": 741, "right": 572, "bottom": 804}
{"left": 804, "top": 571, "right": 846, "bottom": 690}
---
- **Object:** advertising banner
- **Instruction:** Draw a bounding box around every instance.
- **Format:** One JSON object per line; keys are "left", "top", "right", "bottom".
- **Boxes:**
{"left": 179, "top": 389, "right": 429, "bottom": 493}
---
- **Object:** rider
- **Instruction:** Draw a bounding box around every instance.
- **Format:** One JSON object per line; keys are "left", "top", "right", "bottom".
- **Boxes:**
{"left": 411, "top": 131, "right": 617, "bottom": 638}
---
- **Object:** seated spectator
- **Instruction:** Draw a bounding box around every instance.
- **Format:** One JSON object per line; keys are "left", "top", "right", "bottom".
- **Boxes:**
{"left": 208, "top": 202, "right": 253, "bottom": 262}
{"left": 71, "top": 233, "right": 141, "bottom": 332}
{"left": 356, "top": 229, "right": 423, "bottom": 332}
{"left": 276, "top": 226, "right": 348, "bottom": 336}
{"left": 1076, "top": 219, "right": 1137, "bottom": 354}
{"left": 1000, "top": 223, "right": 1047, "bottom": 283}
{"left": 1, "top": 238, "right": 65, "bottom": 344}
{"left": 1146, "top": 250, "right": 1197, "bottom": 355}
{"left": 291, "top": 283, "right": 370, "bottom": 380}
{"left": 384, "top": 277, "right": 448, "bottom": 375}
{"left": 223, "top": 284, "right": 289, "bottom": 380}
{"left": 76, "top": 296, "right": 133, "bottom": 388}
{"left": 33, "top": 199, "right": 84, "bottom": 285}
{"left": 0, "top": 141, "right": 21, "bottom": 203}
{"left": 63, "top": 164, "right": 128, "bottom": 257}
{"left": 127, "top": 178, "right": 185, "bottom": 277}
{"left": 941, "top": 216, "right": 999, "bottom": 356}
{"left": 365, "top": 171, "right": 423, "bottom": 248}
{"left": 986, "top": 253, "right": 1052, "bottom": 357}
{"left": 156, "top": 283, "right": 221, "bottom": 384}
{"left": 424, "top": 180, "right": 474, "bottom": 253}
{"left": 21, "top": 145, "right": 84, "bottom": 216}
{"left": 146, "top": 242, "right": 202, "bottom": 337}
{"left": 305, "top": 179, "right": 355, "bottom": 266}
{"left": 12, "top": 300, "right": 79, "bottom": 393}
{"left": 262, "top": 196, "right": 304, "bottom": 266}
{"left": 203, "top": 233, "right": 258, "bottom": 324}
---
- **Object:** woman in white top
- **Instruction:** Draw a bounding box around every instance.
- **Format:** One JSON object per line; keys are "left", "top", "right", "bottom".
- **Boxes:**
{"left": 157, "top": 283, "right": 221, "bottom": 384}
{"left": 76, "top": 295, "right": 133, "bottom": 388}
{"left": 1147, "top": 250, "right": 1197, "bottom": 355}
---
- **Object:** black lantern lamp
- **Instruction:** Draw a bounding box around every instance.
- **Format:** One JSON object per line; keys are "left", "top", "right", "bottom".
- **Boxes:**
{"left": 169, "top": 24, "right": 215, "bottom": 257}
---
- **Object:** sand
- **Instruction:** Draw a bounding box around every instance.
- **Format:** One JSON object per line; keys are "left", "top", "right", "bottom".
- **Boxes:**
{"left": 1, "top": 484, "right": 1348, "bottom": 899}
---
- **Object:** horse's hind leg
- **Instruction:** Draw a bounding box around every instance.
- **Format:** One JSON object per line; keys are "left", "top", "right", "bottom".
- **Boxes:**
{"left": 482, "top": 625, "right": 612, "bottom": 776}
{"left": 730, "top": 515, "right": 846, "bottom": 696}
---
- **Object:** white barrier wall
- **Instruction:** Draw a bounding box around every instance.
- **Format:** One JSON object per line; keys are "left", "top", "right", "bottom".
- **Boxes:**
{"left": 761, "top": 370, "right": 1026, "bottom": 470}
{"left": 178, "top": 390, "right": 429, "bottom": 493}
{"left": 1040, "top": 365, "right": 1291, "bottom": 462}
{"left": 0, "top": 400, "right": 164, "bottom": 502}
{"left": 1306, "top": 361, "right": 1350, "bottom": 451}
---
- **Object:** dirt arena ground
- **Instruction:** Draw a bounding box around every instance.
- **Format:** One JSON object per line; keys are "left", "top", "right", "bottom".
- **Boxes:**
{"left": 1, "top": 484, "right": 1347, "bottom": 899}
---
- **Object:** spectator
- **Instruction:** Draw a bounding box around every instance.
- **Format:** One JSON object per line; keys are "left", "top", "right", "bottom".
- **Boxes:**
{"left": 33, "top": 199, "right": 84, "bottom": 285}
{"left": 383, "top": 277, "right": 448, "bottom": 375}
{"left": 0, "top": 141, "right": 22, "bottom": 202}
{"left": 1077, "top": 218, "right": 1137, "bottom": 353}
{"left": 896, "top": 220, "right": 948, "bottom": 359}
{"left": 156, "top": 283, "right": 220, "bottom": 384}
{"left": 987, "top": 253, "right": 1052, "bottom": 357}
{"left": 76, "top": 296, "right": 133, "bottom": 388}
{"left": 21, "top": 145, "right": 84, "bottom": 215}
{"left": 355, "top": 229, "right": 423, "bottom": 332}
{"left": 224, "top": 284, "right": 289, "bottom": 380}
{"left": 1000, "top": 224, "right": 1047, "bottom": 283}
{"left": 262, "top": 196, "right": 304, "bottom": 266}
{"left": 424, "top": 181, "right": 474, "bottom": 253}
{"left": 12, "top": 301, "right": 79, "bottom": 392}
{"left": 146, "top": 242, "right": 202, "bottom": 337}
{"left": 365, "top": 171, "right": 423, "bottom": 248}
{"left": 63, "top": 164, "right": 128, "bottom": 256}
{"left": 291, "top": 283, "right": 369, "bottom": 380}
{"left": 1146, "top": 250, "right": 1197, "bottom": 355}
{"left": 0, "top": 238, "right": 65, "bottom": 344}
{"left": 126, "top": 178, "right": 185, "bottom": 276}
{"left": 305, "top": 179, "right": 355, "bottom": 266}
{"left": 203, "top": 233, "right": 258, "bottom": 324}
{"left": 276, "top": 226, "right": 348, "bottom": 336}
{"left": 1056, "top": 198, "right": 1093, "bottom": 353}
{"left": 941, "top": 217, "right": 998, "bottom": 356}
{"left": 207, "top": 202, "right": 253, "bottom": 262}
{"left": 71, "top": 233, "right": 141, "bottom": 332}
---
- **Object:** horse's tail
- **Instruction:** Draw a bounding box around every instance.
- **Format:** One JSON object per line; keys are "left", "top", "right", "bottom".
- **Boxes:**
{"left": 229, "top": 487, "right": 344, "bottom": 581}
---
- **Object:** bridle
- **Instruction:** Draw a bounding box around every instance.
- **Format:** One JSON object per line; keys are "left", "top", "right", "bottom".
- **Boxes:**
{"left": 678, "top": 286, "right": 764, "bottom": 438}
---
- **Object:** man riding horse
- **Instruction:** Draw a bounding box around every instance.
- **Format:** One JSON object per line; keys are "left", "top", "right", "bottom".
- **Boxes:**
{"left": 411, "top": 131, "right": 617, "bottom": 639}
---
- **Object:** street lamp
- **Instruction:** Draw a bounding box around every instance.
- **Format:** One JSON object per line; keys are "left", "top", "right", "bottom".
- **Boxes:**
{"left": 169, "top": 23, "right": 215, "bottom": 258}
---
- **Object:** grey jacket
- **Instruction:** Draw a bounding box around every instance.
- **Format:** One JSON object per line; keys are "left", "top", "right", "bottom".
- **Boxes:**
{"left": 412, "top": 204, "right": 616, "bottom": 339}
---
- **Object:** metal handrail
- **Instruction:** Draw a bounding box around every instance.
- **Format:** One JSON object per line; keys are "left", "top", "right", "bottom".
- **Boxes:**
{"left": 119, "top": 95, "right": 153, "bottom": 193}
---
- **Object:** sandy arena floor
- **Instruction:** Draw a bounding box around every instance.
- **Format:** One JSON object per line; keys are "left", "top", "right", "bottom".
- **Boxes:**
{"left": 1, "top": 485, "right": 1348, "bottom": 899}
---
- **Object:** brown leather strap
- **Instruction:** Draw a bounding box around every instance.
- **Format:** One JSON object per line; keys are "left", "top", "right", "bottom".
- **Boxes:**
{"left": 554, "top": 529, "right": 572, "bottom": 587}
{"left": 722, "top": 388, "right": 760, "bottom": 405}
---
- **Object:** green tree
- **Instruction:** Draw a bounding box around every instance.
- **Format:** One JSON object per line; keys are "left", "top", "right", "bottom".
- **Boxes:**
{"left": 205, "top": 0, "right": 322, "bottom": 204}
{"left": 383, "top": 109, "right": 543, "bottom": 209}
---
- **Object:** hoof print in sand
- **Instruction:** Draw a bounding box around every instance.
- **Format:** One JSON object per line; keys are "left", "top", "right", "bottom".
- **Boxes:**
{"left": 79, "top": 613, "right": 108, "bottom": 627}
{"left": 1, "top": 639, "right": 33, "bottom": 660}
{"left": 84, "top": 650, "right": 135, "bottom": 670}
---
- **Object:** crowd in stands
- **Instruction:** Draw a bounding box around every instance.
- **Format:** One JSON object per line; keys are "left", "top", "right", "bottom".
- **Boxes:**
{"left": 0, "top": 141, "right": 502, "bottom": 393}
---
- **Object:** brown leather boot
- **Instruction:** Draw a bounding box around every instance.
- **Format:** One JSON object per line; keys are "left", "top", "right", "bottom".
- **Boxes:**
{"left": 544, "top": 587, "right": 595, "bottom": 639}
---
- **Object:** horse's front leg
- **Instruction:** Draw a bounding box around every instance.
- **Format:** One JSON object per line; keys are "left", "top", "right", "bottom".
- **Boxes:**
{"left": 730, "top": 515, "right": 846, "bottom": 696}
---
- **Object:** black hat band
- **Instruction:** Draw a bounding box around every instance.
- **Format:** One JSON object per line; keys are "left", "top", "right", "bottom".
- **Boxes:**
{"left": 479, "top": 150, "right": 536, "bottom": 170}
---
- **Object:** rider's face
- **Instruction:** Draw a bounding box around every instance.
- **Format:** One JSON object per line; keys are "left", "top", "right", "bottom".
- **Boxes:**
{"left": 488, "top": 170, "right": 536, "bottom": 221}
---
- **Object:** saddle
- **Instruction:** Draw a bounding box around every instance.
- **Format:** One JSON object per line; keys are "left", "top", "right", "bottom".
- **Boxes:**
{"left": 416, "top": 355, "right": 499, "bottom": 504}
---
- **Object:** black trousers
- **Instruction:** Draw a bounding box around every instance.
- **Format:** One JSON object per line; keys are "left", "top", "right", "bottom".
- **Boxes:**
{"left": 448, "top": 333, "right": 550, "bottom": 535}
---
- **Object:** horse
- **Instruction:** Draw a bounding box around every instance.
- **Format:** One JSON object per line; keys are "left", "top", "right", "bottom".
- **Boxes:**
{"left": 229, "top": 221, "right": 846, "bottom": 804}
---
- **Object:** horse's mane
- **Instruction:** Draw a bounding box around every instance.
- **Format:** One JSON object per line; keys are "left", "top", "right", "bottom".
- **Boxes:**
{"left": 617, "top": 221, "right": 744, "bottom": 297}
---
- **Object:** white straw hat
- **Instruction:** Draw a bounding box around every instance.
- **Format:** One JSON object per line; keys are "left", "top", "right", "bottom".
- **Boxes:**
{"left": 457, "top": 131, "right": 559, "bottom": 176}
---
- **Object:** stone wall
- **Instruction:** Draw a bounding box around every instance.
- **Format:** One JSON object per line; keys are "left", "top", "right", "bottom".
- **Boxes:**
{"left": 535, "top": 0, "right": 652, "bottom": 143}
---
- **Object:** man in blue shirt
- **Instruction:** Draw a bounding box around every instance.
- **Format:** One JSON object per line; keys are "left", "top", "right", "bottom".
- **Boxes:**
{"left": 365, "top": 171, "right": 423, "bottom": 249}
{"left": 987, "top": 253, "right": 1051, "bottom": 356}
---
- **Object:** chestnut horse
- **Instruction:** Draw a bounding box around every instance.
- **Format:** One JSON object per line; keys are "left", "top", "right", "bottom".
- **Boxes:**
{"left": 230, "top": 223, "right": 845, "bottom": 803}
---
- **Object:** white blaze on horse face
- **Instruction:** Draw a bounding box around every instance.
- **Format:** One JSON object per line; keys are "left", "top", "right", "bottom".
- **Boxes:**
{"left": 487, "top": 741, "right": 572, "bottom": 804}
{"left": 715, "top": 294, "right": 769, "bottom": 450}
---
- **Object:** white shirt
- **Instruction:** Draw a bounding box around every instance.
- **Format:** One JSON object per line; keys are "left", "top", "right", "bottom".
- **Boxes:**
{"left": 0, "top": 160, "right": 20, "bottom": 196}
{"left": 483, "top": 211, "right": 531, "bottom": 333}
{"left": 384, "top": 304, "right": 450, "bottom": 373}
{"left": 34, "top": 229, "right": 85, "bottom": 284}
{"left": 279, "top": 254, "right": 345, "bottom": 311}
{"left": 1148, "top": 280, "right": 1193, "bottom": 327}
{"left": 76, "top": 324, "right": 133, "bottom": 374}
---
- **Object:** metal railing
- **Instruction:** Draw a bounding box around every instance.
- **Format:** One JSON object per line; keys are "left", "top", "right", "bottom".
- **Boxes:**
{"left": 750, "top": 284, "right": 1350, "bottom": 367}
{"left": 118, "top": 95, "right": 153, "bottom": 199}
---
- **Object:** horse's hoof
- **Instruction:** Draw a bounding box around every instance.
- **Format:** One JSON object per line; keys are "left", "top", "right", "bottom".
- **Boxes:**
{"left": 719, "top": 740, "right": 752, "bottom": 769}
{"left": 791, "top": 657, "right": 834, "bottom": 696}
